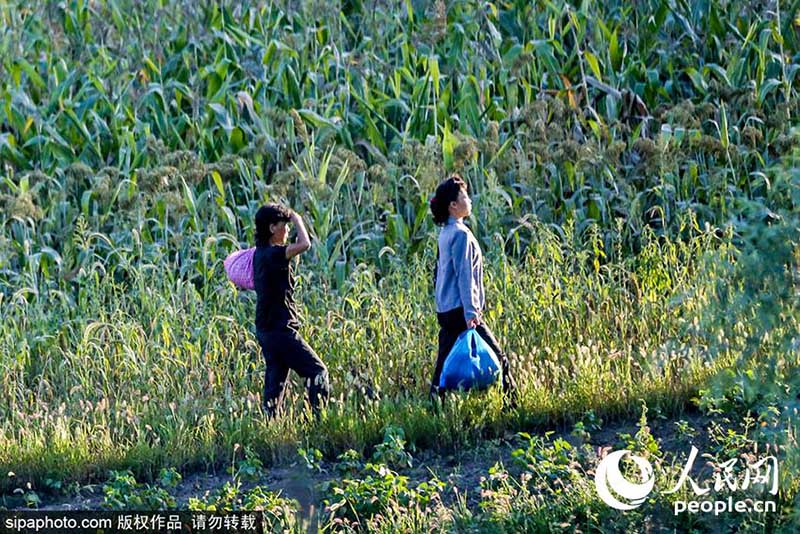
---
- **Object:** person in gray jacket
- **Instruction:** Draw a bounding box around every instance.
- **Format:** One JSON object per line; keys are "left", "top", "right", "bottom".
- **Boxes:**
{"left": 428, "top": 174, "right": 517, "bottom": 403}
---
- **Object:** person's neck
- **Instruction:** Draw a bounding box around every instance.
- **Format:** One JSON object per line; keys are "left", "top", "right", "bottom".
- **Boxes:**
{"left": 448, "top": 214, "right": 463, "bottom": 224}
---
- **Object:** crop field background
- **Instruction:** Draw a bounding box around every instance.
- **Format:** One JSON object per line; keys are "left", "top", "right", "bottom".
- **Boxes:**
{"left": 0, "top": 0, "right": 799, "bottom": 531}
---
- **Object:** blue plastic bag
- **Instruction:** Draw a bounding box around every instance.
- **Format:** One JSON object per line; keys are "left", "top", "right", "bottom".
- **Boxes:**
{"left": 439, "top": 328, "right": 501, "bottom": 390}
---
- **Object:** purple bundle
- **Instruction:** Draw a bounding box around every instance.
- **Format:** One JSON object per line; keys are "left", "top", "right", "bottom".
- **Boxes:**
{"left": 224, "top": 247, "right": 255, "bottom": 290}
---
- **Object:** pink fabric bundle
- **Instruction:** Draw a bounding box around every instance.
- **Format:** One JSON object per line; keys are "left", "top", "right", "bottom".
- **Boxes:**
{"left": 224, "top": 247, "right": 255, "bottom": 290}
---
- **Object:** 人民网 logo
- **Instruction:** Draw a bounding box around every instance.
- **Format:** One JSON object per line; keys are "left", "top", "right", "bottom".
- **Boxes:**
{"left": 595, "top": 446, "right": 779, "bottom": 515}
{"left": 594, "top": 450, "right": 655, "bottom": 510}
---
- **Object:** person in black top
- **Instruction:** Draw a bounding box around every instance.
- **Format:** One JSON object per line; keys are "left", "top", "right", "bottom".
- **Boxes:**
{"left": 253, "top": 203, "right": 330, "bottom": 418}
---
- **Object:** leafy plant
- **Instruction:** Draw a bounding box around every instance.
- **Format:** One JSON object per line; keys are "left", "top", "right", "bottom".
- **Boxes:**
{"left": 298, "top": 447, "right": 324, "bottom": 474}
{"left": 101, "top": 469, "right": 177, "bottom": 510}
{"left": 334, "top": 449, "right": 364, "bottom": 477}
{"left": 371, "top": 425, "right": 414, "bottom": 470}
{"left": 324, "top": 463, "right": 444, "bottom": 525}
{"left": 510, "top": 432, "right": 586, "bottom": 494}
{"left": 229, "top": 446, "right": 265, "bottom": 482}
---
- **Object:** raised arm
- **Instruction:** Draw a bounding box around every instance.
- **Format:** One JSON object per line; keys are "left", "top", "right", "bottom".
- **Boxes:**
{"left": 285, "top": 210, "right": 311, "bottom": 259}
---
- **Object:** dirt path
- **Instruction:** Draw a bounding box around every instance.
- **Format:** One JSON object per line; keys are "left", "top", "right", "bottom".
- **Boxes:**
{"left": 23, "top": 408, "right": 711, "bottom": 516}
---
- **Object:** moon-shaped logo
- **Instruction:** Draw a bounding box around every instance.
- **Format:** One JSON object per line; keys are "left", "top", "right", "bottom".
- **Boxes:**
{"left": 595, "top": 450, "right": 655, "bottom": 510}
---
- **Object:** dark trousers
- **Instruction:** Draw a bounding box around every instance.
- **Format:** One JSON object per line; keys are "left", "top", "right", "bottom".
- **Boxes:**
{"left": 430, "top": 307, "right": 516, "bottom": 398}
{"left": 256, "top": 329, "right": 330, "bottom": 417}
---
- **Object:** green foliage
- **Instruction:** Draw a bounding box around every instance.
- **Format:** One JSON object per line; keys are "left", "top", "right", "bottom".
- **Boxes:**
{"left": 298, "top": 447, "right": 325, "bottom": 474}
{"left": 188, "top": 480, "right": 300, "bottom": 533}
{"left": 510, "top": 432, "right": 588, "bottom": 494}
{"left": 157, "top": 467, "right": 183, "bottom": 489}
{"left": 0, "top": 0, "right": 799, "bottom": 528}
{"left": 323, "top": 463, "right": 445, "bottom": 527}
{"left": 334, "top": 449, "right": 364, "bottom": 477}
{"left": 320, "top": 425, "right": 442, "bottom": 527}
{"left": 188, "top": 481, "right": 241, "bottom": 512}
{"left": 371, "top": 425, "right": 414, "bottom": 471}
{"left": 102, "top": 469, "right": 177, "bottom": 510}
{"left": 474, "top": 458, "right": 616, "bottom": 532}
{"left": 229, "top": 446, "right": 265, "bottom": 482}
{"left": 243, "top": 487, "right": 301, "bottom": 533}
{"left": 11, "top": 487, "right": 42, "bottom": 509}
{"left": 673, "top": 419, "right": 697, "bottom": 443}
{"left": 2, "top": 0, "right": 799, "bottom": 277}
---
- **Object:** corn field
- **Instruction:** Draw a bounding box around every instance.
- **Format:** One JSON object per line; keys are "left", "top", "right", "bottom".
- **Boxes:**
{"left": 1, "top": 0, "right": 799, "bottom": 531}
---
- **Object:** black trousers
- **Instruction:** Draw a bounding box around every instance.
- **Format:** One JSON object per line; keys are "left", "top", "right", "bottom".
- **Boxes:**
{"left": 430, "top": 307, "right": 516, "bottom": 397}
{"left": 256, "top": 329, "right": 330, "bottom": 417}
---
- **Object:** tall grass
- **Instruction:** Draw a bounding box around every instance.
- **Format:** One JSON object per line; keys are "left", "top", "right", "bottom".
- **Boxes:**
{"left": 0, "top": 219, "right": 746, "bottom": 491}
{"left": 0, "top": 0, "right": 798, "bottom": 524}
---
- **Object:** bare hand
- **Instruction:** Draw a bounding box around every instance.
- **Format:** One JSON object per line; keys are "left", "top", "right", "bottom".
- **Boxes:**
{"left": 285, "top": 209, "right": 311, "bottom": 259}
{"left": 466, "top": 316, "right": 480, "bottom": 329}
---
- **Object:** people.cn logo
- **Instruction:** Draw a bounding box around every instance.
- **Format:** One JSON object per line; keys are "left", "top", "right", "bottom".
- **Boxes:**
{"left": 594, "top": 450, "right": 656, "bottom": 510}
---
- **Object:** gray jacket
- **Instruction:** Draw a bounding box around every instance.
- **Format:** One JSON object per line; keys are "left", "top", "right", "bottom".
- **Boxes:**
{"left": 435, "top": 216, "right": 484, "bottom": 322}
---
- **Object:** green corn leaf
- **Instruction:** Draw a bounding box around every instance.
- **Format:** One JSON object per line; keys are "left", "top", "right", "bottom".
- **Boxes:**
{"left": 457, "top": 85, "right": 480, "bottom": 135}
{"left": 284, "top": 66, "right": 302, "bottom": 108}
{"left": 428, "top": 56, "right": 440, "bottom": 99}
{"left": 584, "top": 51, "right": 602, "bottom": 80}
{"left": 719, "top": 103, "right": 729, "bottom": 150}
{"left": 212, "top": 170, "right": 225, "bottom": 198}
{"left": 442, "top": 121, "right": 457, "bottom": 171}
{"left": 296, "top": 109, "right": 339, "bottom": 130}
{"left": 685, "top": 67, "right": 708, "bottom": 94}
{"left": 758, "top": 78, "right": 781, "bottom": 105}
{"left": 182, "top": 179, "right": 198, "bottom": 220}
{"left": 502, "top": 44, "right": 523, "bottom": 67}
{"left": 143, "top": 56, "right": 161, "bottom": 78}
{"left": 0, "top": 133, "right": 24, "bottom": 166}
{"left": 205, "top": 72, "right": 223, "bottom": 100}
{"left": 405, "top": 0, "right": 414, "bottom": 25}
{"left": 486, "top": 136, "right": 514, "bottom": 169}
{"left": 230, "top": 127, "right": 245, "bottom": 151}
{"left": 363, "top": 112, "right": 386, "bottom": 153}
{"left": 209, "top": 103, "right": 233, "bottom": 134}
{"left": 609, "top": 30, "right": 622, "bottom": 72}
{"left": 18, "top": 59, "right": 46, "bottom": 90}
